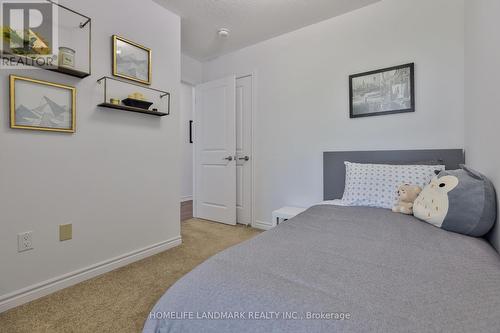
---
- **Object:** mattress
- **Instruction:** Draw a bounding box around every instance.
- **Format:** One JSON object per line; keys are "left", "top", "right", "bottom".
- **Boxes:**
{"left": 143, "top": 205, "right": 500, "bottom": 333}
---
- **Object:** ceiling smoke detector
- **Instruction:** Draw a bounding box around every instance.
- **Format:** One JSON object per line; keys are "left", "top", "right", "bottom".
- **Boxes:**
{"left": 217, "top": 28, "right": 230, "bottom": 38}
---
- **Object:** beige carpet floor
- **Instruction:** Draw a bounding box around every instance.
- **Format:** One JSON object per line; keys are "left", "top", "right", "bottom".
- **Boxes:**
{"left": 0, "top": 219, "right": 261, "bottom": 333}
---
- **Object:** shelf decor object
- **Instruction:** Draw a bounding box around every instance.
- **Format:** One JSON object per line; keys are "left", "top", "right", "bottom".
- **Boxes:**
{"left": 58, "top": 46, "right": 76, "bottom": 69}
{"left": 10, "top": 75, "right": 76, "bottom": 133}
{"left": 97, "top": 76, "right": 170, "bottom": 117}
{"left": 1, "top": 0, "right": 91, "bottom": 78}
{"left": 122, "top": 98, "right": 153, "bottom": 110}
{"left": 112, "top": 35, "right": 152, "bottom": 85}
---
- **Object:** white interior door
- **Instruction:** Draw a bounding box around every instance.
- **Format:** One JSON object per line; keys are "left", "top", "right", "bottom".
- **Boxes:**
{"left": 194, "top": 76, "right": 236, "bottom": 225}
{"left": 236, "top": 76, "right": 252, "bottom": 225}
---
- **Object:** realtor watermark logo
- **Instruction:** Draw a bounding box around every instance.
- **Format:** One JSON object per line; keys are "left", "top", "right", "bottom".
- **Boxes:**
{"left": 149, "top": 311, "right": 352, "bottom": 321}
{"left": 1, "top": 0, "right": 58, "bottom": 69}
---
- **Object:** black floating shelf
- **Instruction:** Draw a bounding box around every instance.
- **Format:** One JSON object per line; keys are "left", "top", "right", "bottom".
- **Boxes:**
{"left": 97, "top": 76, "right": 170, "bottom": 116}
{"left": 1, "top": 54, "right": 91, "bottom": 78}
{"left": 98, "top": 103, "right": 168, "bottom": 117}
{"left": 47, "top": 66, "right": 91, "bottom": 78}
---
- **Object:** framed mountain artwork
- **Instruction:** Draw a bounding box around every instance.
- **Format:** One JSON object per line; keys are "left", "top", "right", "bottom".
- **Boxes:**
{"left": 112, "top": 35, "right": 152, "bottom": 85}
{"left": 10, "top": 75, "right": 76, "bottom": 133}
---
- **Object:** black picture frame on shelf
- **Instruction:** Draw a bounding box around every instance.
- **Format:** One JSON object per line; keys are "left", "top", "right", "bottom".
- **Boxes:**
{"left": 349, "top": 63, "right": 415, "bottom": 118}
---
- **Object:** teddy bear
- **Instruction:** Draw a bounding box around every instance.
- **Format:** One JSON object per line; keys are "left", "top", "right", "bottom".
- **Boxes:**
{"left": 392, "top": 184, "right": 422, "bottom": 215}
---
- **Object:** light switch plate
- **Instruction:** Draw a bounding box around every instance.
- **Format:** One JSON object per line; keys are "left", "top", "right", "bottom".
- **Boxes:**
{"left": 59, "top": 224, "right": 72, "bottom": 241}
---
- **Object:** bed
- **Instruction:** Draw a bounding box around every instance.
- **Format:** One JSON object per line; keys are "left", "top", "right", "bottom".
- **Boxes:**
{"left": 144, "top": 149, "right": 500, "bottom": 333}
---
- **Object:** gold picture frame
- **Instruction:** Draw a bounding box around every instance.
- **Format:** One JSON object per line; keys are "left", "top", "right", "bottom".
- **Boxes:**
{"left": 10, "top": 75, "right": 76, "bottom": 133}
{"left": 112, "top": 35, "right": 152, "bottom": 85}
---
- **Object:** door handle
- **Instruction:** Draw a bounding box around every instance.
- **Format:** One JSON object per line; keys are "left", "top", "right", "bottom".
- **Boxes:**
{"left": 238, "top": 156, "right": 250, "bottom": 161}
{"left": 189, "top": 120, "right": 193, "bottom": 144}
{"left": 223, "top": 156, "right": 233, "bottom": 161}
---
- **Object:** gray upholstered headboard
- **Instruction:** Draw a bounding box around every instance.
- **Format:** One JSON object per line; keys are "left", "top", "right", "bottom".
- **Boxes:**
{"left": 323, "top": 149, "right": 465, "bottom": 200}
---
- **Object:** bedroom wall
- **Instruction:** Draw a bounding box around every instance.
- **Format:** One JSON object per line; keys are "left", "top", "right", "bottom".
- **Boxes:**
{"left": 0, "top": 0, "right": 181, "bottom": 310}
{"left": 181, "top": 54, "right": 203, "bottom": 85}
{"left": 202, "top": 0, "right": 465, "bottom": 228}
{"left": 464, "top": 0, "right": 500, "bottom": 251}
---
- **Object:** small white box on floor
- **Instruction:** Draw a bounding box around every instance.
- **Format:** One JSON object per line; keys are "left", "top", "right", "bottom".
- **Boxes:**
{"left": 272, "top": 206, "right": 307, "bottom": 226}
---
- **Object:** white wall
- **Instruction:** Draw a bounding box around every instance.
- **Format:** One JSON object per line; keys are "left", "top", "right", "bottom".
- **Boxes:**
{"left": 0, "top": 0, "right": 181, "bottom": 307}
{"left": 181, "top": 54, "right": 203, "bottom": 85}
{"left": 203, "top": 0, "right": 465, "bottom": 228}
{"left": 464, "top": 0, "right": 500, "bottom": 251}
{"left": 180, "top": 83, "right": 194, "bottom": 201}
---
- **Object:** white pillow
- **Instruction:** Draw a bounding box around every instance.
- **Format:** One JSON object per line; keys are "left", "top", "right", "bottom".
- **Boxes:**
{"left": 341, "top": 162, "right": 445, "bottom": 209}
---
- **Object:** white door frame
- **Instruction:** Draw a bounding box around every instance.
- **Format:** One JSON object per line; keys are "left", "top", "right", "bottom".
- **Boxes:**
{"left": 193, "top": 71, "right": 258, "bottom": 227}
{"left": 236, "top": 72, "right": 257, "bottom": 227}
{"left": 180, "top": 81, "right": 195, "bottom": 203}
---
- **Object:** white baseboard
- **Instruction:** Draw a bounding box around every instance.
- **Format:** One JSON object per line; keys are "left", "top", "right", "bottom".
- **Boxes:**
{"left": 253, "top": 220, "right": 274, "bottom": 230}
{"left": 0, "top": 236, "right": 182, "bottom": 314}
{"left": 181, "top": 196, "right": 193, "bottom": 202}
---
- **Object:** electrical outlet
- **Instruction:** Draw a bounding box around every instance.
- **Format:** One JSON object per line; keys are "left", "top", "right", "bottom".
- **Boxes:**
{"left": 18, "top": 231, "right": 33, "bottom": 252}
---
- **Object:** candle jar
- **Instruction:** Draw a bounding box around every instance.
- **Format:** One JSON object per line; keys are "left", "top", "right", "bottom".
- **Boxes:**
{"left": 58, "top": 47, "right": 76, "bottom": 68}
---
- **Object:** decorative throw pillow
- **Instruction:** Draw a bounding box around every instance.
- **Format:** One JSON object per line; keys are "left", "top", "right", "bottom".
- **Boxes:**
{"left": 341, "top": 162, "right": 445, "bottom": 209}
{"left": 413, "top": 166, "right": 497, "bottom": 237}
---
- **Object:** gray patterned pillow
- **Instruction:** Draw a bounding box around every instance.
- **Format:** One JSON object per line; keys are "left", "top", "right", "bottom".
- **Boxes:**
{"left": 341, "top": 162, "right": 445, "bottom": 209}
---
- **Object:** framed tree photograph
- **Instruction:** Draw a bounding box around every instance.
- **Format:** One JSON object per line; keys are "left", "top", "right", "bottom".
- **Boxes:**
{"left": 349, "top": 63, "right": 415, "bottom": 118}
{"left": 113, "top": 35, "right": 152, "bottom": 85}
{"left": 10, "top": 75, "right": 76, "bottom": 133}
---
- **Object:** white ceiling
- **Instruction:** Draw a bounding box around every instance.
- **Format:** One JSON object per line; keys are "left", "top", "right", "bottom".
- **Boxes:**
{"left": 155, "top": 0, "right": 381, "bottom": 61}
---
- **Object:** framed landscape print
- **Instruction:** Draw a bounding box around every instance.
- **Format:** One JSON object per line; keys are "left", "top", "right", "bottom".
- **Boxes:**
{"left": 10, "top": 75, "right": 76, "bottom": 133}
{"left": 113, "top": 35, "right": 152, "bottom": 85}
{"left": 349, "top": 63, "right": 415, "bottom": 118}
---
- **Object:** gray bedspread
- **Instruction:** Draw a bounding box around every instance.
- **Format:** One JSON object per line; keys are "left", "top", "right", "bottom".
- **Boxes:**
{"left": 143, "top": 205, "right": 500, "bottom": 333}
